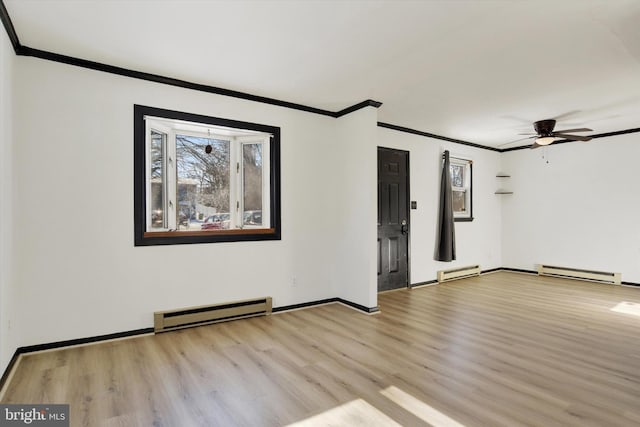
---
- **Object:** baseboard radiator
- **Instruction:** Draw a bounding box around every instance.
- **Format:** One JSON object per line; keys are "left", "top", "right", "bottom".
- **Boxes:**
{"left": 154, "top": 297, "right": 272, "bottom": 333}
{"left": 438, "top": 265, "right": 481, "bottom": 282}
{"left": 537, "top": 264, "right": 621, "bottom": 285}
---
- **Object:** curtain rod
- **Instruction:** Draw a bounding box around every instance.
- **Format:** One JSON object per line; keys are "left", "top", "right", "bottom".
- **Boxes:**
{"left": 442, "top": 153, "right": 473, "bottom": 163}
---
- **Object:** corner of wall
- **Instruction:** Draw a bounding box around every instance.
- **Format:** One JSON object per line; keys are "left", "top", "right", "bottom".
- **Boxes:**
{"left": 0, "top": 23, "right": 16, "bottom": 374}
{"left": 332, "top": 106, "right": 379, "bottom": 310}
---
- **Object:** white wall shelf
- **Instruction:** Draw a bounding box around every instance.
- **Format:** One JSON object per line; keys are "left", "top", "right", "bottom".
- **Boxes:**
{"left": 496, "top": 173, "right": 512, "bottom": 194}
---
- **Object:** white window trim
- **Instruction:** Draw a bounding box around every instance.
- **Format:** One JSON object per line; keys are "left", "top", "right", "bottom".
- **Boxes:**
{"left": 145, "top": 117, "right": 271, "bottom": 233}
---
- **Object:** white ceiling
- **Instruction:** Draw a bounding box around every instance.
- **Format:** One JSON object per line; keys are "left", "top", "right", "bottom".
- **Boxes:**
{"left": 5, "top": 0, "right": 640, "bottom": 148}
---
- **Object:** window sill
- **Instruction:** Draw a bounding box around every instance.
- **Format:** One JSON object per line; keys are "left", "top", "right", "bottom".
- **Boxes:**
{"left": 144, "top": 228, "right": 276, "bottom": 238}
{"left": 454, "top": 217, "right": 474, "bottom": 222}
{"left": 136, "top": 228, "right": 279, "bottom": 246}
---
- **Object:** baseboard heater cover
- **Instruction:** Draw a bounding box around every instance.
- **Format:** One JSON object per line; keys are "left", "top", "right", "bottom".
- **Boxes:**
{"left": 154, "top": 297, "right": 272, "bottom": 333}
{"left": 438, "top": 265, "right": 481, "bottom": 282}
{"left": 537, "top": 264, "right": 621, "bottom": 285}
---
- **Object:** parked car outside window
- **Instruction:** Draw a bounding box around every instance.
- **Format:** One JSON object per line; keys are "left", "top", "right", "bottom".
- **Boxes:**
{"left": 243, "top": 210, "right": 262, "bottom": 226}
{"left": 201, "top": 213, "right": 231, "bottom": 230}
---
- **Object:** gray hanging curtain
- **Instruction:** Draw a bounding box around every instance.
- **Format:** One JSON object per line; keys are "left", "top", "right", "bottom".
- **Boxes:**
{"left": 435, "top": 150, "right": 456, "bottom": 261}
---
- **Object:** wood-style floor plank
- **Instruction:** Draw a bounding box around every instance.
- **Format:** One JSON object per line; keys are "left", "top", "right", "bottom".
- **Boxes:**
{"left": 2, "top": 272, "right": 640, "bottom": 426}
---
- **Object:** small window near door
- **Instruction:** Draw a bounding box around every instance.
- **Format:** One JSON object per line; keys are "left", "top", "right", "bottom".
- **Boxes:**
{"left": 450, "top": 157, "right": 473, "bottom": 222}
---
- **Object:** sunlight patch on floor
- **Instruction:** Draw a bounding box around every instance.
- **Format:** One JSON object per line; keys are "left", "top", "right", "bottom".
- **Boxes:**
{"left": 611, "top": 301, "right": 640, "bottom": 317}
{"left": 286, "top": 399, "right": 401, "bottom": 427}
{"left": 381, "top": 386, "right": 466, "bottom": 427}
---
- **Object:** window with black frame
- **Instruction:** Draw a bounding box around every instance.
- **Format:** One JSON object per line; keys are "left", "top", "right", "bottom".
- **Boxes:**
{"left": 449, "top": 157, "right": 473, "bottom": 222}
{"left": 134, "top": 105, "right": 281, "bottom": 246}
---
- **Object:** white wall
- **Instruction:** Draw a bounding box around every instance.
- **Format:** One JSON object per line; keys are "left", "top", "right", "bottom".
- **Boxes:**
{"left": 333, "top": 107, "right": 379, "bottom": 308}
{"left": 11, "top": 56, "right": 378, "bottom": 348}
{"left": 502, "top": 136, "right": 640, "bottom": 283}
{"left": 0, "top": 28, "right": 16, "bottom": 373}
{"left": 7, "top": 42, "right": 637, "bottom": 372}
{"left": 377, "top": 127, "right": 503, "bottom": 284}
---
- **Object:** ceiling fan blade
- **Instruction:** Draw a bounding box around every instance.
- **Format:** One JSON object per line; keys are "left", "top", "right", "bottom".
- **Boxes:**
{"left": 498, "top": 136, "right": 535, "bottom": 147}
{"left": 529, "top": 142, "right": 543, "bottom": 149}
{"left": 553, "top": 128, "right": 592, "bottom": 133}
{"left": 551, "top": 110, "right": 582, "bottom": 121}
{"left": 553, "top": 133, "right": 592, "bottom": 141}
{"left": 517, "top": 132, "right": 536, "bottom": 135}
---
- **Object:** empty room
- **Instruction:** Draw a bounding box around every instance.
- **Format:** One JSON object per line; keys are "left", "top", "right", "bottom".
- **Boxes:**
{"left": 1, "top": 1, "right": 639, "bottom": 426}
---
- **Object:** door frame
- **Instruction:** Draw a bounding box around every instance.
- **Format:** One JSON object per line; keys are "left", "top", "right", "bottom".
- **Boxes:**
{"left": 377, "top": 146, "right": 411, "bottom": 290}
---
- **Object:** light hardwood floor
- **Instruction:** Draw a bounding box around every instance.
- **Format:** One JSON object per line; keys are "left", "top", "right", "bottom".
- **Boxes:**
{"left": 2, "top": 272, "right": 640, "bottom": 426}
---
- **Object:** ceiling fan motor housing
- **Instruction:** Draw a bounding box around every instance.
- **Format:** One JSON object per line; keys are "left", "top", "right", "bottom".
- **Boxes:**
{"left": 533, "top": 119, "right": 556, "bottom": 136}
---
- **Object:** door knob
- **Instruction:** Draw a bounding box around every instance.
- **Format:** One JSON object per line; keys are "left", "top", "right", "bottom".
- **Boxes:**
{"left": 401, "top": 219, "right": 408, "bottom": 234}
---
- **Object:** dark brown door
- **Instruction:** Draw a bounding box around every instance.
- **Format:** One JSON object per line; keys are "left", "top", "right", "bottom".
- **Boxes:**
{"left": 378, "top": 147, "right": 409, "bottom": 291}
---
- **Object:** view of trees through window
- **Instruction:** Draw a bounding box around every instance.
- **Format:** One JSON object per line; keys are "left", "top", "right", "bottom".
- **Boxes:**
{"left": 146, "top": 121, "right": 269, "bottom": 232}
{"left": 449, "top": 158, "right": 472, "bottom": 221}
{"left": 150, "top": 131, "right": 166, "bottom": 229}
{"left": 243, "top": 144, "right": 262, "bottom": 212}
{"left": 176, "top": 135, "right": 231, "bottom": 228}
{"left": 450, "top": 163, "right": 466, "bottom": 213}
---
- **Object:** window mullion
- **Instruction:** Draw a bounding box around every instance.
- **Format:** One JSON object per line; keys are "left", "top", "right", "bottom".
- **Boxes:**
{"left": 229, "top": 137, "right": 239, "bottom": 229}
{"left": 167, "top": 131, "right": 177, "bottom": 230}
{"left": 238, "top": 139, "right": 244, "bottom": 229}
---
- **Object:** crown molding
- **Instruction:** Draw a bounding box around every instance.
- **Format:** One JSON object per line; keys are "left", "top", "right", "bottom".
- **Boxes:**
{"left": 1, "top": 0, "right": 637, "bottom": 151}
{"left": 378, "top": 122, "right": 501, "bottom": 152}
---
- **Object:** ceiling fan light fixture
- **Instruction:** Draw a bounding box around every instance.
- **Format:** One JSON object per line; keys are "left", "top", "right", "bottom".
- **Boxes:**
{"left": 535, "top": 136, "right": 556, "bottom": 146}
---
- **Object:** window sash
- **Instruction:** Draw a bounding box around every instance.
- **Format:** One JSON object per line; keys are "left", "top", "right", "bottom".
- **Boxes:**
{"left": 146, "top": 123, "right": 171, "bottom": 231}
{"left": 449, "top": 158, "right": 472, "bottom": 220}
{"left": 239, "top": 139, "right": 270, "bottom": 229}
